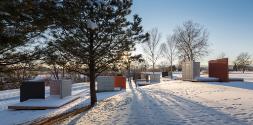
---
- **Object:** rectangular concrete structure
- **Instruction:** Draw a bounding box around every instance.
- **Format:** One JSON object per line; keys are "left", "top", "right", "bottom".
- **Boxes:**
{"left": 208, "top": 58, "right": 229, "bottom": 82}
{"left": 20, "top": 81, "right": 45, "bottom": 102}
{"left": 96, "top": 76, "right": 115, "bottom": 91}
{"left": 162, "top": 72, "right": 168, "bottom": 77}
{"left": 141, "top": 73, "right": 150, "bottom": 82}
{"left": 141, "top": 72, "right": 161, "bottom": 83}
{"left": 114, "top": 76, "right": 126, "bottom": 89}
{"left": 182, "top": 61, "right": 200, "bottom": 81}
{"left": 50, "top": 81, "right": 60, "bottom": 95}
{"left": 162, "top": 72, "right": 172, "bottom": 78}
{"left": 150, "top": 74, "right": 161, "bottom": 83}
{"left": 140, "top": 73, "right": 146, "bottom": 79}
{"left": 50, "top": 80, "right": 72, "bottom": 98}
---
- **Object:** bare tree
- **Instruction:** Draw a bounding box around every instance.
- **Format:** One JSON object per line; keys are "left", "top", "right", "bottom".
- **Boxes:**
{"left": 173, "top": 20, "right": 209, "bottom": 61}
{"left": 160, "top": 35, "right": 177, "bottom": 79}
{"left": 234, "top": 52, "right": 252, "bottom": 73}
{"left": 143, "top": 28, "right": 161, "bottom": 74}
{"left": 233, "top": 61, "right": 239, "bottom": 71}
{"left": 43, "top": 45, "right": 67, "bottom": 80}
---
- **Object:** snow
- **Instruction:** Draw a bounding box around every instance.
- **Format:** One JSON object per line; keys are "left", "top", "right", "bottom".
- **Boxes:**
{"left": 1, "top": 72, "right": 253, "bottom": 124}
{"left": 229, "top": 71, "right": 253, "bottom": 82}
{"left": 207, "top": 81, "right": 253, "bottom": 90}
{"left": 59, "top": 77, "right": 253, "bottom": 125}
{"left": 8, "top": 95, "right": 79, "bottom": 109}
{"left": 173, "top": 71, "right": 253, "bottom": 82}
{"left": 87, "top": 19, "right": 98, "bottom": 30}
{"left": 195, "top": 76, "right": 219, "bottom": 82}
{"left": 141, "top": 72, "right": 162, "bottom": 75}
{"left": 32, "top": 74, "right": 49, "bottom": 81}
{"left": 136, "top": 81, "right": 150, "bottom": 86}
{"left": 0, "top": 82, "right": 123, "bottom": 125}
{"left": 94, "top": 0, "right": 105, "bottom": 7}
{"left": 0, "top": 83, "right": 86, "bottom": 111}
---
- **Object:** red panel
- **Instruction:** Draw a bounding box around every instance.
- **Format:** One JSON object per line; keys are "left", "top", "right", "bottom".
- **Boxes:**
{"left": 208, "top": 58, "right": 229, "bottom": 82}
{"left": 114, "top": 76, "right": 126, "bottom": 89}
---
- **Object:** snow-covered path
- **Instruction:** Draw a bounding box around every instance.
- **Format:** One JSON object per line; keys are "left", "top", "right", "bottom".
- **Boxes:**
{"left": 121, "top": 88, "right": 243, "bottom": 124}
{"left": 59, "top": 80, "right": 252, "bottom": 125}
{"left": 125, "top": 90, "right": 243, "bottom": 124}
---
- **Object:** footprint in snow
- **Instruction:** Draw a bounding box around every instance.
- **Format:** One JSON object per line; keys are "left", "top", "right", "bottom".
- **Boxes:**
{"left": 234, "top": 113, "right": 247, "bottom": 116}
{"left": 232, "top": 104, "right": 242, "bottom": 106}
{"left": 234, "top": 98, "right": 241, "bottom": 100}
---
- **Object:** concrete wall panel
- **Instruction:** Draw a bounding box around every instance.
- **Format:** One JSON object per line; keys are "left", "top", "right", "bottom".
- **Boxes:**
{"left": 96, "top": 76, "right": 115, "bottom": 91}
{"left": 208, "top": 58, "right": 229, "bottom": 82}
{"left": 20, "top": 81, "right": 45, "bottom": 102}
{"left": 50, "top": 80, "right": 72, "bottom": 98}
{"left": 182, "top": 61, "right": 200, "bottom": 81}
{"left": 114, "top": 76, "right": 126, "bottom": 89}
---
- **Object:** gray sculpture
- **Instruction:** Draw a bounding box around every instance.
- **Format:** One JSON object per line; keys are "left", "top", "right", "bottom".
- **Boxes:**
{"left": 96, "top": 76, "right": 115, "bottom": 92}
{"left": 182, "top": 61, "right": 200, "bottom": 81}
{"left": 50, "top": 79, "right": 72, "bottom": 98}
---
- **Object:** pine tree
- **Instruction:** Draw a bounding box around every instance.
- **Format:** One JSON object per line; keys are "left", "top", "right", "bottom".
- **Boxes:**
{"left": 51, "top": 0, "right": 148, "bottom": 106}
{"left": 0, "top": 0, "right": 60, "bottom": 67}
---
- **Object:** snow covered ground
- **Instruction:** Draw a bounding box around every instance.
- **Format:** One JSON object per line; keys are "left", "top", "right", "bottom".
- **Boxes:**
{"left": 58, "top": 78, "right": 253, "bottom": 125}
{"left": 229, "top": 71, "right": 253, "bottom": 82}
{"left": 1, "top": 72, "right": 253, "bottom": 125}
{"left": 203, "top": 72, "right": 253, "bottom": 90}
{"left": 0, "top": 82, "right": 123, "bottom": 125}
{"left": 0, "top": 82, "right": 88, "bottom": 110}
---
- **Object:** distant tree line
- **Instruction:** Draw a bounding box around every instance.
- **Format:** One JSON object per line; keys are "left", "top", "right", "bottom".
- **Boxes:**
{"left": 142, "top": 21, "right": 210, "bottom": 77}
{"left": 142, "top": 21, "right": 253, "bottom": 75}
{"left": 216, "top": 52, "right": 252, "bottom": 73}
{"left": 233, "top": 52, "right": 252, "bottom": 73}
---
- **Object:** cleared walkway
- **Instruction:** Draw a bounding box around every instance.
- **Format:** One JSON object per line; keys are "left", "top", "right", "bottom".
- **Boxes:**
{"left": 58, "top": 80, "right": 249, "bottom": 125}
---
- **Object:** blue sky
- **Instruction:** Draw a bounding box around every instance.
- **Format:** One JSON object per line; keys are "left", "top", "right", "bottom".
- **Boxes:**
{"left": 131, "top": 0, "right": 253, "bottom": 65}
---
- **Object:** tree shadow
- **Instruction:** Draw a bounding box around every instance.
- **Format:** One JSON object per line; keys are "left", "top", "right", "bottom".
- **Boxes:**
{"left": 207, "top": 81, "right": 253, "bottom": 90}
{"left": 126, "top": 86, "right": 248, "bottom": 125}
{"left": 62, "top": 81, "right": 249, "bottom": 125}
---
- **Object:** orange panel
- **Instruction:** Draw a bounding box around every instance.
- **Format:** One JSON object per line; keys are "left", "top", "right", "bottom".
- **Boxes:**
{"left": 114, "top": 76, "right": 126, "bottom": 89}
{"left": 208, "top": 58, "right": 229, "bottom": 82}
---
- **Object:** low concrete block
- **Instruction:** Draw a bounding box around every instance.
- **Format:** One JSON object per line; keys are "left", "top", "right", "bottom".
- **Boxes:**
{"left": 150, "top": 74, "right": 161, "bottom": 83}
{"left": 208, "top": 58, "right": 229, "bottom": 82}
{"left": 20, "top": 81, "right": 45, "bottom": 102}
{"left": 162, "top": 72, "right": 168, "bottom": 77}
{"left": 114, "top": 76, "right": 126, "bottom": 89}
{"left": 50, "top": 80, "right": 72, "bottom": 98}
{"left": 182, "top": 61, "right": 200, "bottom": 81}
{"left": 96, "top": 76, "right": 115, "bottom": 91}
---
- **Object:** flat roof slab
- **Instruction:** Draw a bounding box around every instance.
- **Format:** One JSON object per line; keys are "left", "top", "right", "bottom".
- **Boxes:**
{"left": 8, "top": 95, "right": 80, "bottom": 110}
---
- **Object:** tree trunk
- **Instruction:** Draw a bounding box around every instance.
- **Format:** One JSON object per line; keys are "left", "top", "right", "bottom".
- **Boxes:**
{"left": 89, "top": 31, "right": 97, "bottom": 107}
{"left": 127, "top": 62, "right": 131, "bottom": 84}
{"left": 62, "top": 67, "right": 65, "bottom": 78}
{"left": 89, "top": 62, "right": 97, "bottom": 106}
{"left": 53, "top": 65, "right": 59, "bottom": 80}
{"left": 152, "top": 62, "right": 155, "bottom": 75}
{"left": 170, "top": 57, "right": 173, "bottom": 79}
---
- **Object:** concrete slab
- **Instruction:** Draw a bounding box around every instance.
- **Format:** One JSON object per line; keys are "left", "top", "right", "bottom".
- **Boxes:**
{"left": 8, "top": 95, "right": 80, "bottom": 110}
